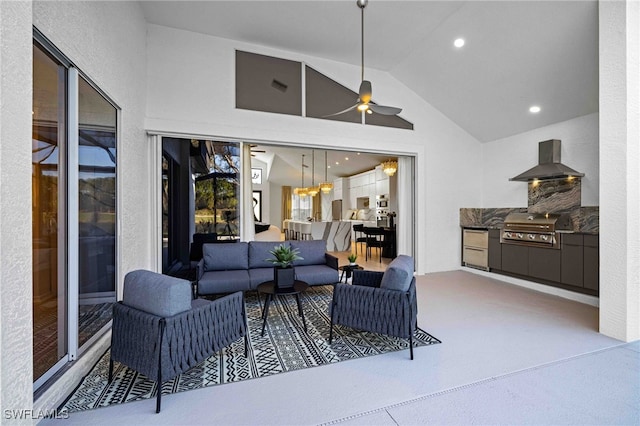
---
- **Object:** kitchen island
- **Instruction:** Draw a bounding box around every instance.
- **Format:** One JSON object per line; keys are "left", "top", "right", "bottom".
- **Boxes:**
{"left": 287, "top": 220, "right": 352, "bottom": 251}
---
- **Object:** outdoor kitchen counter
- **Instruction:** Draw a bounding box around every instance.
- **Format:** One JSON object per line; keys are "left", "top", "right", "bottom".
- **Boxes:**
{"left": 460, "top": 207, "right": 599, "bottom": 234}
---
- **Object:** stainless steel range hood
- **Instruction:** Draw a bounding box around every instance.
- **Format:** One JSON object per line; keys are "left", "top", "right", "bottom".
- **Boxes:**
{"left": 510, "top": 139, "right": 585, "bottom": 182}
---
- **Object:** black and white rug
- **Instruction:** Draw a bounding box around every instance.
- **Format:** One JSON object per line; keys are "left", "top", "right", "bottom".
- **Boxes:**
{"left": 62, "top": 285, "right": 441, "bottom": 412}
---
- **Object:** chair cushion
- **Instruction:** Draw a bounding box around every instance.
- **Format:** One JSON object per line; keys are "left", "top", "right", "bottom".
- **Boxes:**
{"left": 248, "top": 267, "right": 276, "bottom": 289}
{"left": 198, "top": 270, "right": 251, "bottom": 294}
{"left": 380, "top": 255, "right": 414, "bottom": 292}
{"left": 249, "top": 241, "right": 289, "bottom": 269}
{"left": 203, "top": 242, "right": 249, "bottom": 271}
{"left": 291, "top": 240, "right": 326, "bottom": 266}
{"left": 294, "top": 265, "right": 339, "bottom": 285}
{"left": 123, "top": 270, "right": 192, "bottom": 317}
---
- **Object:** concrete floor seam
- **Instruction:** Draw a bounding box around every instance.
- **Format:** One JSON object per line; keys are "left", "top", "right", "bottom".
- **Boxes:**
{"left": 323, "top": 343, "right": 631, "bottom": 425}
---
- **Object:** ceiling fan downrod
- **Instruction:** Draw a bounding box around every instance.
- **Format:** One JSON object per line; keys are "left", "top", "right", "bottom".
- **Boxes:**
{"left": 358, "top": 0, "right": 367, "bottom": 82}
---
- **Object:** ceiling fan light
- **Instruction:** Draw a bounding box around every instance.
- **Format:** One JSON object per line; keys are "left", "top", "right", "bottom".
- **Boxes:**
{"left": 357, "top": 103, "right": 369, "bottom": 112}
{"left": 382, "top": 160, "right": 398, "bottom": 176}
{"left": 319, "top": 181, "right": 333, "bottom": 193}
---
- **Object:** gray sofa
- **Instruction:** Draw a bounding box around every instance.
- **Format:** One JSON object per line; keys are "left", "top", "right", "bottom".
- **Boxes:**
{"left": 196, "top": 240, "right": 340, "bottom": 295}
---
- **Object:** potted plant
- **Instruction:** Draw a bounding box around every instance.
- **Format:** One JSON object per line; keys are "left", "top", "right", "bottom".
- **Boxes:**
{"left": 267, "top": 244, "right": 303, "bottom": 289}
{"left": 347, "top": 253, "right": 358, "bottom": 266}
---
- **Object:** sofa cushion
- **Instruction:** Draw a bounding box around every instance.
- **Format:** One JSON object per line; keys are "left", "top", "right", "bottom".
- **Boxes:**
{"left": 294, "top": 264, "right": 339, "bottom": 285}
{"left": 203, "top": 242, "right": 249, "bottom": 271}
{"left": 380, "top": 255, "right": 414, "bottom": 292}
{"left": 291, "top": 240, "right": 326, "bottom": 266}
{"left": 249, "top": 241, "right": 289, "bottom": 269}
{"left": 123, "top": 270, "right": 192, "bottom": 317}
{"left": 249, "top": 267, "right": 276, "bottom": 289}
{"left": 198, "top": 270, "right": 251, "bottom": 294}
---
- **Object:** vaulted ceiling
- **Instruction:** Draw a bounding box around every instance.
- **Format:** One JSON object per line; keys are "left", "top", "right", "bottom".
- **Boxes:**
{"left": 140, "top": 0, "right": 599, "bottom": 143}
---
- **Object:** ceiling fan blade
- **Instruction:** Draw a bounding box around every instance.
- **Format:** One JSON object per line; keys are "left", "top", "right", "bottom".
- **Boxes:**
{"left": 369, "top": 104, "right": 402, "bottom": 115}
{"left": 359, "top": 80, "right": 372, "bottom": 104}
{"left": 322, "top": 103, "right": 359, "bottom": 118}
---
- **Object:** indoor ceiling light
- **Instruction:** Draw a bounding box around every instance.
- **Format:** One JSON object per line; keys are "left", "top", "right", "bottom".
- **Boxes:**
{"left": 382, "top": 159, "right": 398, "bottom": 176}
{"left": 454, "top": 38, "right": 465, "bottom": 48}
{"left": 319, "top": 151, "right": 333, "bottom": 193}
{"left": 529, "top": 105, "right": 541, "bottom": 113}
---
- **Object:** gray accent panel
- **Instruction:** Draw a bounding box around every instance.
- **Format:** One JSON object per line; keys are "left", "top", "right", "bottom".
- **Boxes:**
{"left": 236, "top": 50, "right": 302, "bottom": 116}
{"left": 305, "top": 66, "right": 361, "bottom": 123}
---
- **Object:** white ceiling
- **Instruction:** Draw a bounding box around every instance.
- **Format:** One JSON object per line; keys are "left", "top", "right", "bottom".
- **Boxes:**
{"left": 140, "top": 0, "right": 599, "bottom": 143}
{"left": 143, "top": 0, "right": 598, "bottom": 185}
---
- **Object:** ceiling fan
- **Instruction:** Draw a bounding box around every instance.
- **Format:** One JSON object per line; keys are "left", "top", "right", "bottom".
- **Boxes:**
{"left": 249, "top": 144, "right": 266, "bottom": 157}
{"left": 327, "top": 0, "right": 402, "bottom": 117}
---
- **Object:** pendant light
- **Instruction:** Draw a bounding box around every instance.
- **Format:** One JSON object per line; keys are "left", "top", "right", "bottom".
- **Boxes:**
{"left": 294, "top": 154, "right": 308, "bottom": 198}
{"left": 382, "top": 159, "right": 398, "bottom": 176}
{"left": 307, "top": 150, "right": 320, "bottom": 197}
{"left": 319, "top": 151, "right": 334, "bottom": 193}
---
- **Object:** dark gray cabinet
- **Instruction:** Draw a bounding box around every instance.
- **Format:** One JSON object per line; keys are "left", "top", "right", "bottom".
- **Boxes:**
{"left": 488, "top": 229, "right": 501, "bottom": 270}
{"left": 501, "top": 244, "right": 529, "bottom": 275}
{"left": 529, "top": 247, "right": 561, "bottom": 282}
{"left": 489, "top": 232, "right": 598, "bottom": 295}
{"left": 583, "top": 235, "right": 599, "bottom": 291}
{"left": 561, "top": 234, "right": 584, "bottom": 287}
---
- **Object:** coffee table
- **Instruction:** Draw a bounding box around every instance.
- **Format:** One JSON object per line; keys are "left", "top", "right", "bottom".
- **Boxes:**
{"left": 257, "top": 280, "right": 309, "bottom": 337}
{"left": 339, "top": 264, "right": 364, "bottom": 282}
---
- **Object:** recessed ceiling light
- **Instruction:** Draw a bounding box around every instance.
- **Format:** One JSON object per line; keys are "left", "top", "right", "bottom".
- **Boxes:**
{"left": 454, "top": 38, "right": 465, "bottom": 48}
{"left": 529, "top": 105, "right": 541, "bottom": 113}
{"left": 357, "top": 152, "right": 361, "bottom": 155}
{"left": 345, "top": 157, "right": 349, "bottom": 161}
{"left": 327, "top": 165, "right": 331, "bottom": 169}
{"left": 335, "top": 161, "right": 339, "bottom": 165}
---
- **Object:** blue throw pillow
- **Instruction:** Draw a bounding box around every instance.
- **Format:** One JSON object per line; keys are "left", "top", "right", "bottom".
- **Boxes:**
{"left": 380, "top": 255, "right": 414, "bottom": 292}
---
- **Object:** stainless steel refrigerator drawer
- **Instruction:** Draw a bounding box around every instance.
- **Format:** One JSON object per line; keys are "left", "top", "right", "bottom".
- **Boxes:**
{"left": 463, "top": 247, "right": 488, "bottom": 269}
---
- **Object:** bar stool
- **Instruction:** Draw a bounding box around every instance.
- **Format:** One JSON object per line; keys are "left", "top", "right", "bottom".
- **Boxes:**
{"left": 292, "top": 222, "right": 301, "bottom": 240}
{"left": 283, "top": 219, "right": 291, "bottom": 240}
{"left": 299, "top": 222, "right": 312, "bottom": 241}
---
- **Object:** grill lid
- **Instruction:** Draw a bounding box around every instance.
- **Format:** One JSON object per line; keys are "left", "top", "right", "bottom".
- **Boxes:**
{"left": 503, "top": 212, "right": 572, "bottom": 231}
{"left": 510, "top": 139, "right": 585, "bottom": 182}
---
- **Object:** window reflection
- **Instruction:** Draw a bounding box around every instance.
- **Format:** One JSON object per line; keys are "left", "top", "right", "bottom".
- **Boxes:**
{"left": 77, "top": 77, "right": 116, "bottom": 348}
{"left": 32, "top": 44, "right": 67, "bottom": 381}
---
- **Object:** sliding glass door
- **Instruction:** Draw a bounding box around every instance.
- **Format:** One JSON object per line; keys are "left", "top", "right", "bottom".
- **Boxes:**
{"left": 33, "top": 35, "right": 118, "bottom": 388}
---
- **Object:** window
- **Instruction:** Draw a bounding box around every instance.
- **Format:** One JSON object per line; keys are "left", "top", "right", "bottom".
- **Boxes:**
{"left": 32, "top": 35, "right": 119, "bottom": 389}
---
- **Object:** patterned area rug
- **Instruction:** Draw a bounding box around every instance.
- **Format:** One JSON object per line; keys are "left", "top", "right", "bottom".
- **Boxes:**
{"left": 62, "top": 285, "right": 440, "bottom": 412}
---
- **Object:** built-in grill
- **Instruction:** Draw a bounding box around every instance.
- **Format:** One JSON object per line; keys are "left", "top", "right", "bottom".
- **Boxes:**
{"left": 500, "top": 212, "right": 572, "bottom": 249}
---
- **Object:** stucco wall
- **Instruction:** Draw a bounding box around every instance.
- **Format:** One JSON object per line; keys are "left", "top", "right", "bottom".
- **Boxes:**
{"left": 145, "top": 24, "right": 484, "bottom": 274}
{"left": 0, "top": 0, "right": 35, "bottom": 418}
{"left": 481, "top": 113, "right": 599, "bottom": 208}
{"left": 34, "top": 0, "right": 150, "bottom": 283}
